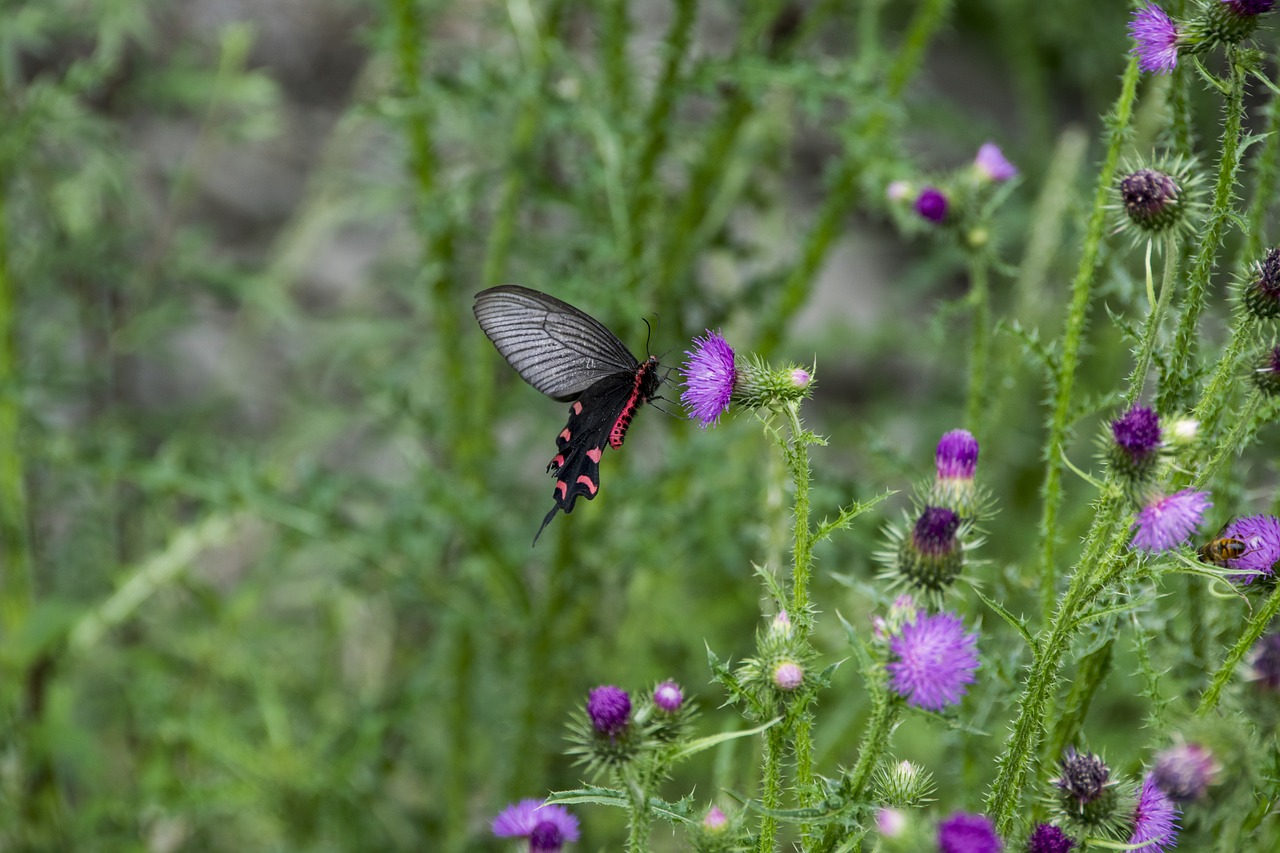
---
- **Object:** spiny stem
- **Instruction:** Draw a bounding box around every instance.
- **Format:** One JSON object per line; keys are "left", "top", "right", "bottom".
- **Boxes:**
{"left": 1197, "top": 584, "right": 1280, "bottom": 716}
{"left": 756, "top": 724, "right": 785, "bottom": 853}
{"left": 1123, "top": 236, "right": 1179, "bottom": 408}
{"left": 965, "top": 252, "right": 991, "bottom": 435}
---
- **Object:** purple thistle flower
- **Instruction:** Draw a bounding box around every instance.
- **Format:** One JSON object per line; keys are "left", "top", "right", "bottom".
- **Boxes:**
{"left": 974, "top": 142, "right": 1018, "bottom": 182}
{"left": 1247, "top": 631, "right": 1280, "bottom": 689}
{"left": 1243, "top": 247, "right": 1280, "bottom": 319}
{"left": 1222, "top": 0, "right": 1276, "bottom": 16}
{"left": 914, "top": 506, "right": 961, "bottom": 555}
{"left": 790, "top": 366, "right": 812, "bottom": 388}
{"left": 773, "top": 660, "right": 804, "bottom": 692}
{"left": 1152, "top": 742, "right": 1220, "bottom": 802}
{"left": 1055, "top": 748, "right": 1110, "bottom": 806}
{"left": 1111, "top": 406, "right": 1161, "bottom": 462}
{"left": 653, "top": 680, "right": 684, "bottom": 712}
{"left": 680, "top": 330, "right": 737, "bottom": 428}
{"left": 586, "top": 685, "right": 631, "bottom": 735}
{"left": 936, "top": 429, "right": 979, "bottom": 480}
{"left": 915, "top": 186, "right": 949, "bottom": 223}
{"left": 493, "top": 799, "right": 581, "bottom": 852}
{"left": 1119, "top": 168, "right": 1182, "bottom": 231}
{"left": 1219, "top": 514, "right": 1280, "bottom": 583}
{"left": 887, "top": 611, "right": 979, "bottom": 711}
{"left": 877, "top": 807, "right": 907, "bottom": 837}
{"left": 1026, "top": 824, "right": 1075, "bottom": 853}
{"left": 1130, "top": 489, "right": 1211, "bottom": 553}
{"left": 702, "top": 805, "right": 728, "bottom": 830}
{"left": 1129, "top": 5, "right": 1180, "bottom": 73}
{"left": 937, "top": 812, "right": 1002, "bottom": 853}
{"left": 1128, "top": 774, "right": 1179, "bottom": 853}
{"left": 1255, "top": 344, "right": 1280, "bottom": 396}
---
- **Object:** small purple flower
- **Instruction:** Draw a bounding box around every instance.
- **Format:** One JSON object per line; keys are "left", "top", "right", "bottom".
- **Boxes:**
{"left": 1129, "top": 5, "right": 1180, "bottom": 73}
{"left": 1152, "top": 742, "right": 1220, "bottom": 802}
{"left": 877, "top": 807, "right": 907, "bottom": 837}
{"left": 1026, "top": 824, "right": 1075, "bottom": 853}
{"left": 586, "top": 685, "right": 631, "bottom": 735}
{"left": 974, "top": 143, "right": 1018, "bottom": 182}
{"left": 1247, "top": 631, "right": 1280, "bottom": 689}
{"left": 937, "top": 812, "right": 1001, "bottom": 853}
{"left": 702, "top": 805, "right": 728, "bottom": 830}
{"left": 936, "top": 429, "right": 979, "bottom": 480}
{"left": 790, "top": 367, "right": 811, "bottom": 388}
{"left": 915, "top": 186, "right": 949, "bottom": 223}
{"left": 887, "top": 179, "right": 913, "bottom": 201}
{"left": 493, "top": 799, "right": 581, "bottom": 852}
{"left": 680, "top": 330, "right": 737, "bottom": 428}
{"left": 773, "top": 661, "right": 804, "bottom": 692}
{"left": 1219, "top": 514, "right": 1280, "bottom": 583}
{"left": 1111, "top": 406, "right": 1161, "bottom": 462}
{"left": 887, "top": 611, "right": 979, "bottom": 711}
{"left": 1055, "top": 748, "right": 1110, "bottom": 806}
{"left": 653, "top": 680, "right": 684, "bottom": 712}
{"left": 1130, "top": 489, "right": 1211, "bottom": 553}
{"left": 914, "top": 506, "right": 961, "bottom": 555}
{"left": 1128, "top": 774, "right": 1179, "bottom": 853}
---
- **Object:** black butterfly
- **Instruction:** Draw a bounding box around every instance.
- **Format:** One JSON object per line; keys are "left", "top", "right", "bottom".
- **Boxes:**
{"left": 473, "top": 285, "right": 662, "bottom": 543}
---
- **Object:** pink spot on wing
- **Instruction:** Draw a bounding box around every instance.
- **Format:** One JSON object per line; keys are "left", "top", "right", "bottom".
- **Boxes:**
{"left": 559, "top": 428, "right": 571, "bottom": 441}
{"left": 572, "top": 401, "right": 583, "bottom": 415}
{"left": 576, "top": 475, "right": 597, "bottom": 495}
{"left": 555, "top": 481, "right": 567, "bottom": 498}
{"left": 587, "top": 448, "right": 602, "bottom": 463}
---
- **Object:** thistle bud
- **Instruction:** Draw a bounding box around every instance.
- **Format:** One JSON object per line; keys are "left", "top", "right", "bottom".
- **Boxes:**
{"left": 1242, "top": 248, "right": 1280, "bottom": 319}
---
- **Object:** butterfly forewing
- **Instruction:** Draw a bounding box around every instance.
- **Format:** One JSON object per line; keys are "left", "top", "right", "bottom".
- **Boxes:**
{"left": 474, "top": 285, "right": 640, "bottom": 401}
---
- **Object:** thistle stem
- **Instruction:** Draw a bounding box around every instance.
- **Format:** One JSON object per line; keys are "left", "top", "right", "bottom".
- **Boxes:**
{"left": 1197, "top": 583, "right": 1280, "bottom": 716}
{"left": 1123, "top": 236, "right": 1179, "bottom": 408}
{"left": 965, "top": 253, "right": 991, "bottom": 435}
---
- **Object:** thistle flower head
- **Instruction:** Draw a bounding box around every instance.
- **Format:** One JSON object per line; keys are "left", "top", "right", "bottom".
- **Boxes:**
{"left": 974, "top": 143, "right": 1018, "bottom": 182}
{"left": 492, "top": 800, "right": 580, "bottom": 852}
{"left": 883, "top": 506, "right": 968, "bottom": 599}
{"left": 877, "top": 807, "right": 907, "bottom": 838}
{"left": 1152, "top": 742, "right": 1220, "bottom": 802}
{"left": 773, "top": 660, "right": 804, "bottom": 692}
{"left": 1246, "top": 631, "right": 1280, "bottom": 689}
{"left": 886, "top": 611, "right": 979, "bottom": 711}
{"left": 1254, "top": 344, "right": 1280, "bottom": 396}
{"left": 680, "top": 331, "right": 737, "bottom": 427}
{"left": 1051, "top": 748, "right": 1132, "bottom": 839}
{"left": 937, "top": 812, "right": 1002, "bottom": 853}
{"left": 1130, "top": 489, "right": 1211, "bottom": 553}
{"left": 770, "top": 609, "right": 793, "bottom": 638}
{"left": 1128, "top": 774, "right": 1179, "bottom": 853}
{"left": 702, "top": 806, "right": 728, "bottom": 831}
{"left": 871, "top": 759, "right": 936, "bottom": 808}
{"left": 587, "top": 685, "right": 631, "bottom": 735}
{"left": 1218, "top": 514, "right": 1280, "bottom": 584}
{"left": 653, "top": 680, "right": 684, "bottom": 713}
{"left": 936, "top": 429, "right": 980, "bottom": 480}
{"left": 1055, "top": 748, "right": 1111, "bottom": 806}
{"left": 1119, "top": 168, "right": 1182, "bottom": 231}
{"left": 915, "top": 187, "right": 950, "bottom": 223}
{"left": 790, "top": 367, "right": 812, "bottom": 388}
{"left": 1026, "top": 824, "right": 1075, "bottom": 853}
{"left": 1242, "top": 247, "right": 1280, "bottom": 319}
{"left": 1129, "top": 5, "right": 1180, "bottom": 73}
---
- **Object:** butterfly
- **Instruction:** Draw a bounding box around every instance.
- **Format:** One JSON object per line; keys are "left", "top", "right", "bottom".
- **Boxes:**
{"left": 473, "top": 285, "right": 662, "bottom": 543}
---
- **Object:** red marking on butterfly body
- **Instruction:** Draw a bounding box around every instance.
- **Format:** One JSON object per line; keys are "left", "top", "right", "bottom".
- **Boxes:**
{"left": 609, "top": 356, "right": 659, "bottom": 449}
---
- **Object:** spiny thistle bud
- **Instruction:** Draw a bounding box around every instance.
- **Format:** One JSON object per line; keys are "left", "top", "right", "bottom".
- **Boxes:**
{"left": 930, "top": 429, "right": 981, "bottom": 516}
{"left": 872, "top": 759, "right": 937, "bottom": 808}
{"left": 733, "top": 612, "right": 816, "bottom": 713}
{"left": 679, "top": 331, "right": 814, "bottom": 427}
{"left": 587, "top": 685, "right": 631, "bottom": 735}
{"left": 1050, "top": 748, "right": 1134, "bottom": 840}
{"left": 772, "top": 660, "right": 804, "bottom": 692}
{"left": 884, "top": 506, "right": 966, "bottom": 599}
{"left": 1152, "top": 741, "right": 1221, "bottom": 802}
{"left": 914, "top": 186, "right": 950, "bottom": 224}
{"left": 1026, "top": 823, "right": 1076, "bottom": 853}
{"left": 644, "top": 678, "right": 695, "bottom": 743}
{"left": 770, "top": 609, "right": 793, "bottom": 639}
{"left": 1241, "top": 247, "right": 1280, "bottom": 319}
{"left": 1107, "top": 405, "right": 1162, "bottom": 491}
{"left": 1193, "top": 0, "right": 1272, "bottom": 45}
{"left": 568, "top": 685, "right": 641, "bottom": 775}
{"left": 1246, "top": 631, "right": 1280, "bottom": 690}
{"left": 1119, "top": 168, "right": 1183, "bottom": 233}
{"left": 690, "top": 804, "right": 746, "bottom": 853}
{"left": 1253, "top": 343, "right": 1280, "bottom": 397}
{"left": 703, "top": 806, "right": 729, "bottom": 832}
{"left": 653, "top": 680, "right": 683, "bottom": 713}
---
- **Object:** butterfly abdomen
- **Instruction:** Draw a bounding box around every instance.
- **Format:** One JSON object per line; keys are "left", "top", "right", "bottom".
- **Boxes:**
{"left": 609, "top": 356, "right": 661, "bottom": 449}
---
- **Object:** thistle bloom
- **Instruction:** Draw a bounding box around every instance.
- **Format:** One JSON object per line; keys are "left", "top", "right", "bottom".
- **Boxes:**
{"left": 1110, "top": 406, "right": 1160, "bottom": 467}
{"left": 1129, "top": 489, "right": 1210, "bottom": 553}
{"left": 891, "top": 506, "right": 966, "bottom": 597}
{"left": 1128, "top": 774, "right": 1179, "bottom": 853}
{"left": 1218, "top": 514, "right": 1280, "bottom": 583}
{"left": 1152, "top": 742, "right": 1220, "bottom": 802}
{"left": 886, "top": 611, "right": 979, "bottom": 711}
{"left": 936, "top": 429, "right": 979, "bottom": 480}
{"left": 937, "top": 812, "right": 1001, "bottom": 853}
{"left": 915, "top": 186, "right": 949, "bottom": 223}
{"left": 702, "top": 805, "right": 729, "bottom": 831}
{"left": 773, "top": 661, "right": 804, "bottom": 692}
{"left": 1246, "top": 631, "right": 1280, "bottom": 690}
{"left": 1119, "top": 168, "right": 1182, "bottom": 231}
{"left": 1254, "top": 344, "right": 1280, "bottom": 396}
{"left": 653, "top": 680, "right": 684, "bottom": 712}
{"left": 1026, "top": 824, "right": 1075, "bottom": 853}
{"left": 680, "top": 331, "right": 737, "bottom": 427}
{"left": 1055, "top": 748, "right": 1111, "bottom": 807}
{"left": 1242, "top": 247, "right": 1280, "bottom": 319}
{"left": 974, "top": 142, "right": 1017, "bottom": 182}
{"left": 586, "top": 685, "right": 631, "bottom": 735}
{"left": 1129, "top": 5, "right": 1180, "bottom": 73}
{"left": 492, "top": 800, "right": 580, "bottom": 852}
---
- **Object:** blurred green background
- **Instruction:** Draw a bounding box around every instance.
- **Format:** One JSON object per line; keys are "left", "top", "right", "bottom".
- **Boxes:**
{"left": 2, "top": 0, "right": 1277, "bottom": 849}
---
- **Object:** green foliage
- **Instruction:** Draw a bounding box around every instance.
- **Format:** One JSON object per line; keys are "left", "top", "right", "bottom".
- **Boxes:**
{"left": 2, "top": 0, "right": 1280, "bottom": 851}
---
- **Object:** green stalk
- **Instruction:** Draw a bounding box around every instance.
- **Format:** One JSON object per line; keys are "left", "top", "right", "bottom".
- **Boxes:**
{"left": 757, "top": 0, "right": 952, "bottom": 357}
{"left": 0, "top": 163, "right": 31, "bottom": 635}
{"left": 1036, "top": 58, "right": 1140, "bottom": 625}
{"left": 1158, "top": 48, "right": 1248, "bottom": 412}
{"left": 756, "top": 724, "right": 785, "bottom": 853}
{"left": 1192, "top": 392, "right": 1264, "bottom": 489}
{"left": 626, "top": 768, "right": 653, "bottom": 853}
{"left": 1122, "top": 236, "right": 1179, "bottom": 408}
{"left": 965, "top": 253, "right": 991, "bottom": 435}
{"left": 1197, "top": 584, "right": 1280, "bottom": 716}
{"left": 785, "top": 403, "right": 814, "bottom": 619}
